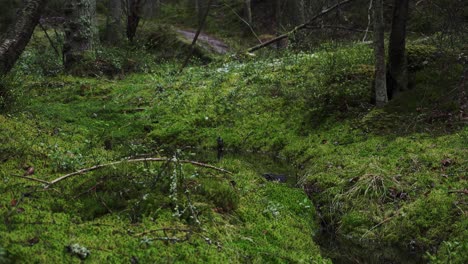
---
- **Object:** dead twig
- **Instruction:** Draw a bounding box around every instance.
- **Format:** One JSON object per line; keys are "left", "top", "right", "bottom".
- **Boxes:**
{"left": 12, "top": 175, "right": 51, "bottom": 185}
{"left": 135, "top": 227, "right": 192, "bottom": 237}
{"left": 15, "top": 157, "right": 232, "bottom": 188}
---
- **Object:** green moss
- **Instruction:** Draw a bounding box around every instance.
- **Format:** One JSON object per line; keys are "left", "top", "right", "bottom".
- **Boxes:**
{"left": 1, "top": 42, "right": 466, "bottom": 262}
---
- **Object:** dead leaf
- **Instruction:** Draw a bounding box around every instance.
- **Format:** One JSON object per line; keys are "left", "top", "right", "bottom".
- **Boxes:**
{"left": 24, "top": 166, "right": 35, "bottom": 176}
{"left": 441, "top": 158, "right": 453, "bottom": 167}
{"left": 27, "top": 237, "right": 39, "bottom": 246}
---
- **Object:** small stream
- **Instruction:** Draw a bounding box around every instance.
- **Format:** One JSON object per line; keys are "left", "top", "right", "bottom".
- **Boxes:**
{"left": 195, "top": 150, "right": 427, "bottom": 264}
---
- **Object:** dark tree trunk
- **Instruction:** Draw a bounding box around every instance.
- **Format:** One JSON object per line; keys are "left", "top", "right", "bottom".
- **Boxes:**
{"left": 195, "top": 0, "right": 208, "bottom": 26}
{"left": 373, "top": 0, "right": 388, "bottom": 107}
{"left": 0, "top": 0, "right": 48, "bottom": 75}
{"left": 388, "top": 0, "right": 409, "bottom": 99}
{"left": 127, "top": 0, "right": 142, "bottom": 42}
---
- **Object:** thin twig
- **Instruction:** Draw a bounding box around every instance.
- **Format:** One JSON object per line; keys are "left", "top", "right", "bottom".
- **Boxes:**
{"left": 38, "top": 22, "right": 60, "bottom": 56}
{"left": 135, "top": 227, "right": 192, "bottom": 237}
{"left": 12, "top": 175, "right": 51, "bottom": 185}
{"left": 246, "top": 0, "right": 355, "bottom": 53}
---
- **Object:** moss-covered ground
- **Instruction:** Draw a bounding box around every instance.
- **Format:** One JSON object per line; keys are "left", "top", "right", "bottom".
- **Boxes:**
{"left": 0, "top": 40, "right": 466, "bottom": 263}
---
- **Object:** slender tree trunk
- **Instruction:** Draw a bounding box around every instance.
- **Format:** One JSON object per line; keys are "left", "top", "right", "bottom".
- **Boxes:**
{"left": 244, "top": 0, "right": 252, "bottom": 26}
{"left": 127, "top": 0, "right": 142, "bottom": 42}
{"left": 63, "top": 0, "right": 97, "bottom": 69}
{"left": 388, "top": 0, "right": 409, "bottom": 98}
{"left": 373, "top": 0, "right": 388, "bottom": 107}
{"left": 195, "top": 0, "right": 207, "bottom": 26}
{"left": 105, "top": 0, "right": 122, "bottom": 43}
{"left": 0, "top": 0, "right": 48, "bottom": 75}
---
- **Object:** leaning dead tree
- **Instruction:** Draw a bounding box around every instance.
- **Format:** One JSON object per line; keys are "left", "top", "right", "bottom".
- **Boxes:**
{"left": 246, "top": 0, "right": 354, "bottom": 53}
{"left": 0, "top": 0, "right": 48, "bottom": 75}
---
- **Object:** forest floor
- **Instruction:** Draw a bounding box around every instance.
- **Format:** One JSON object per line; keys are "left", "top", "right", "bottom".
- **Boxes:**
{"left": 0, "top": 42, "right": 467, "bottom": 263}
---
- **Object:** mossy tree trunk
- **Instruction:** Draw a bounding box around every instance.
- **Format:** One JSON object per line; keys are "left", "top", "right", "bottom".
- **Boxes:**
{"left": 0, "top": 0, "right": 48, "bottom": 76}
{"left": 388, "top": 0, "right": 409, "bottom": 99}
{"left": 105, "top": 0, "right": 122, "bottom": 43}
{"left": 373, "top": 0, "right": 388, "bottom": 107}
{"left": 63, "top": 0, "right": 97, "bottom": 69}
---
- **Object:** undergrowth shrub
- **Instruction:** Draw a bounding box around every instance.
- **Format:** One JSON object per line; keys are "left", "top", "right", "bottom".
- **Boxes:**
{"left": 198, "top": 179, "right": 239, "bottom": 213}
{"left": 406, "top": 44, "right": 438, "bottom": 72}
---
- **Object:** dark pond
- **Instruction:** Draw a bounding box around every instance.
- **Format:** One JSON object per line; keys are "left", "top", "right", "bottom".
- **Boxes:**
{"left": 194, "top": 149, "right": 427, "bottom": 264}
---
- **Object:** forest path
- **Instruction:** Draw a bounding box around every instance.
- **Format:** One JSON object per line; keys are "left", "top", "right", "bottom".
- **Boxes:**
{"left": 176, "top": 29, "right": 229, "bottom": 54}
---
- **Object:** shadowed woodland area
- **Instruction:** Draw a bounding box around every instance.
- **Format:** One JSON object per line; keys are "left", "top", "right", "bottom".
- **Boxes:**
{"left": 0, "top": 0, "right": 467, "bottom": 263}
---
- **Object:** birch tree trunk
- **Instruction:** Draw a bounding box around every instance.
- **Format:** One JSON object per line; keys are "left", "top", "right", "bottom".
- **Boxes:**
{"left": 388, "top": 0, "right": 409, "bottom": 98}
{"left": 0, "top": 0, "right": 48, "bottom": 75}
{"left": 63, "top": 0, "right": 97, "bottom": 69}
{"left": 373, "top": 0, "right": 388, "bottom": 107}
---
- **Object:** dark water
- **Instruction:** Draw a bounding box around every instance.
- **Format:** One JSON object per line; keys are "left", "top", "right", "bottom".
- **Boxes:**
{"left": 316, "top": 231, "right": 427, "bottom": 264}
{"left": 194, "top": 149, "right": 427, "bottom": 264}
{"left": 194, "top": 150, "right": 301, "bottom": 186}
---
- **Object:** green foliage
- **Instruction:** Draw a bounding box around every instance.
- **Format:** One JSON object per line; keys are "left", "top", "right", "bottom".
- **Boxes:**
{"left": 397, "top": 190, "right": 456, "bottom": 246}
{"left": 406, "top": 44, "right": 438, "bottom": 72}
{"left": 198, "top": 179, "right": 239, "bottom": 213}
{"left": 0, "top": 246, "right": 13, "bottom": 264}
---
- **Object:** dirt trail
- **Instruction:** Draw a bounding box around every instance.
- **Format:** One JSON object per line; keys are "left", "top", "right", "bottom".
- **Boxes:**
{"left": 176, "top": 29, "right": 229, "bottom": 54}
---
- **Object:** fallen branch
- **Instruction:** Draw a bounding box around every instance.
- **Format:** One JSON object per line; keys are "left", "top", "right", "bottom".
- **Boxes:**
{"left": 135, "top": 227, "right": 192, "bottom": 237}
{"left": 16, "top": 157, "right": 232, "bottom": 187}
{"left": 304, "top": 25, "right": 372, "bottom": 33}
{"left": 448, "top": 189, "right": 468, "bottom": 195}
{"left": 246, "top": 0, "right": 355, "bottom": 53}
{"left": 13, "top": 175, "right": 51, "bottom": 185}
